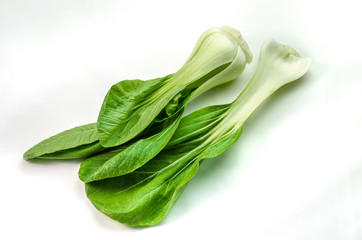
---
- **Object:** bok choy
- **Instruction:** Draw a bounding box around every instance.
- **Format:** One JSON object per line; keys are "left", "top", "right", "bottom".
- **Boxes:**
{"left": 98, "top": 26, "right": 252, "bottom": 147}
{"left": 84, "top": 38, "right": 311, "bottom": 226}
{"left": 24, "top": 27, "right": 252, "bottom": 161}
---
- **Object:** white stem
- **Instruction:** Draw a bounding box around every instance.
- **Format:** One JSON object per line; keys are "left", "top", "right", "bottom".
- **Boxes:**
{"left": 226, "top": 38, "right": 312, "bottom": 128}
{"left": 171, "top": 27, "right": 252, "bottom": 92}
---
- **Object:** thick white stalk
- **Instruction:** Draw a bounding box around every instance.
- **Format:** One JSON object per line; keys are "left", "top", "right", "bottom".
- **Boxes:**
{"left": 226, "top": 38, "right": 312, "bottom": 129}
{"left": 170, "top": 26, "right": 252, "bottom": 91}
{"left": 148, "top": 27, "right": 252, "bottom": 107}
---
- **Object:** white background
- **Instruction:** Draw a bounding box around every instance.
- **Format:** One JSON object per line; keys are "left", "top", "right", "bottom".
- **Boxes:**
{"left": 1, "top": 0, "right": 361, "bottom": 239}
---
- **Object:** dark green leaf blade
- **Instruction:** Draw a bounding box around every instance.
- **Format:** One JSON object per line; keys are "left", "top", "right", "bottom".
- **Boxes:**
{"left": 37, "top": 141, "right": 104, "bottom": 160}
{"left": 84, "top": 104, "right": 245, "bottom": 226}
{"left": 166, "top": 104, "right": 230, "bottom": 148}
{"left": 24, "top": 123, "right": 99, "bottom": 160}
{"left": 85, "top": 144, "right": 200, "bottom": 226}
{"left": 97, "top": 75, "right": 176, "bottom": 147}
{"left": 79, "top": 111, "right": 183, "bottom": 182}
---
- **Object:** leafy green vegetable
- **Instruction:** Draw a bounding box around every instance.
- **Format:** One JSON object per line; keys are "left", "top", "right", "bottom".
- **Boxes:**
{"left": 79, "top": 25, "right": 254, "bottom": 180}
{"left": 24, "top": 27, "right": 252, "bottom": 169}
{"left": 85, "top": 38, "right": 312, "bottom": 226}
{"left": 97, "top": 26, "right": 252, "bottom": 147}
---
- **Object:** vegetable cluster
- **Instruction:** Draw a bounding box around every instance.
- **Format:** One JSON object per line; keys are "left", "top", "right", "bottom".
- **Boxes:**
{"left": 24, "top": 26, "right": 311, "bottom": 227}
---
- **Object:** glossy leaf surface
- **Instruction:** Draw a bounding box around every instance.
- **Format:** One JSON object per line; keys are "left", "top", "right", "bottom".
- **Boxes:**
{"left": 97, "top": 75, "right": 174, "bottom": 147}
{"left": 85, "top": 104, "right": 243, "bottom": 226}
{"left": 79, "top": 110, "right": 183, "bottom": 182}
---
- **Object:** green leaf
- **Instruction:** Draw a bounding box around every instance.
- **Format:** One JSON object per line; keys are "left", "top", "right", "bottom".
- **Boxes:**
{"left": 37, "top": 141, "right": 104, "bottom": 160}
{"left": 164, "top": 92, "right": 183, "bottom": 116}
{"left": 85, "top": 104, "right": 242, "bottom": 226}
{"left": 97, "top": 75, "right": 177, "bottom": 147}
{"left": 24, "top": 123, "right": 99, "bottom": 160}
{"left": 166, "top": 104, "right": 230, "bottom": 148}
{"left": 85, "top": 144, "right": 201, "bottom": 226}
{"left": 79, "top": 110, "right": 183, "bottom": 182}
